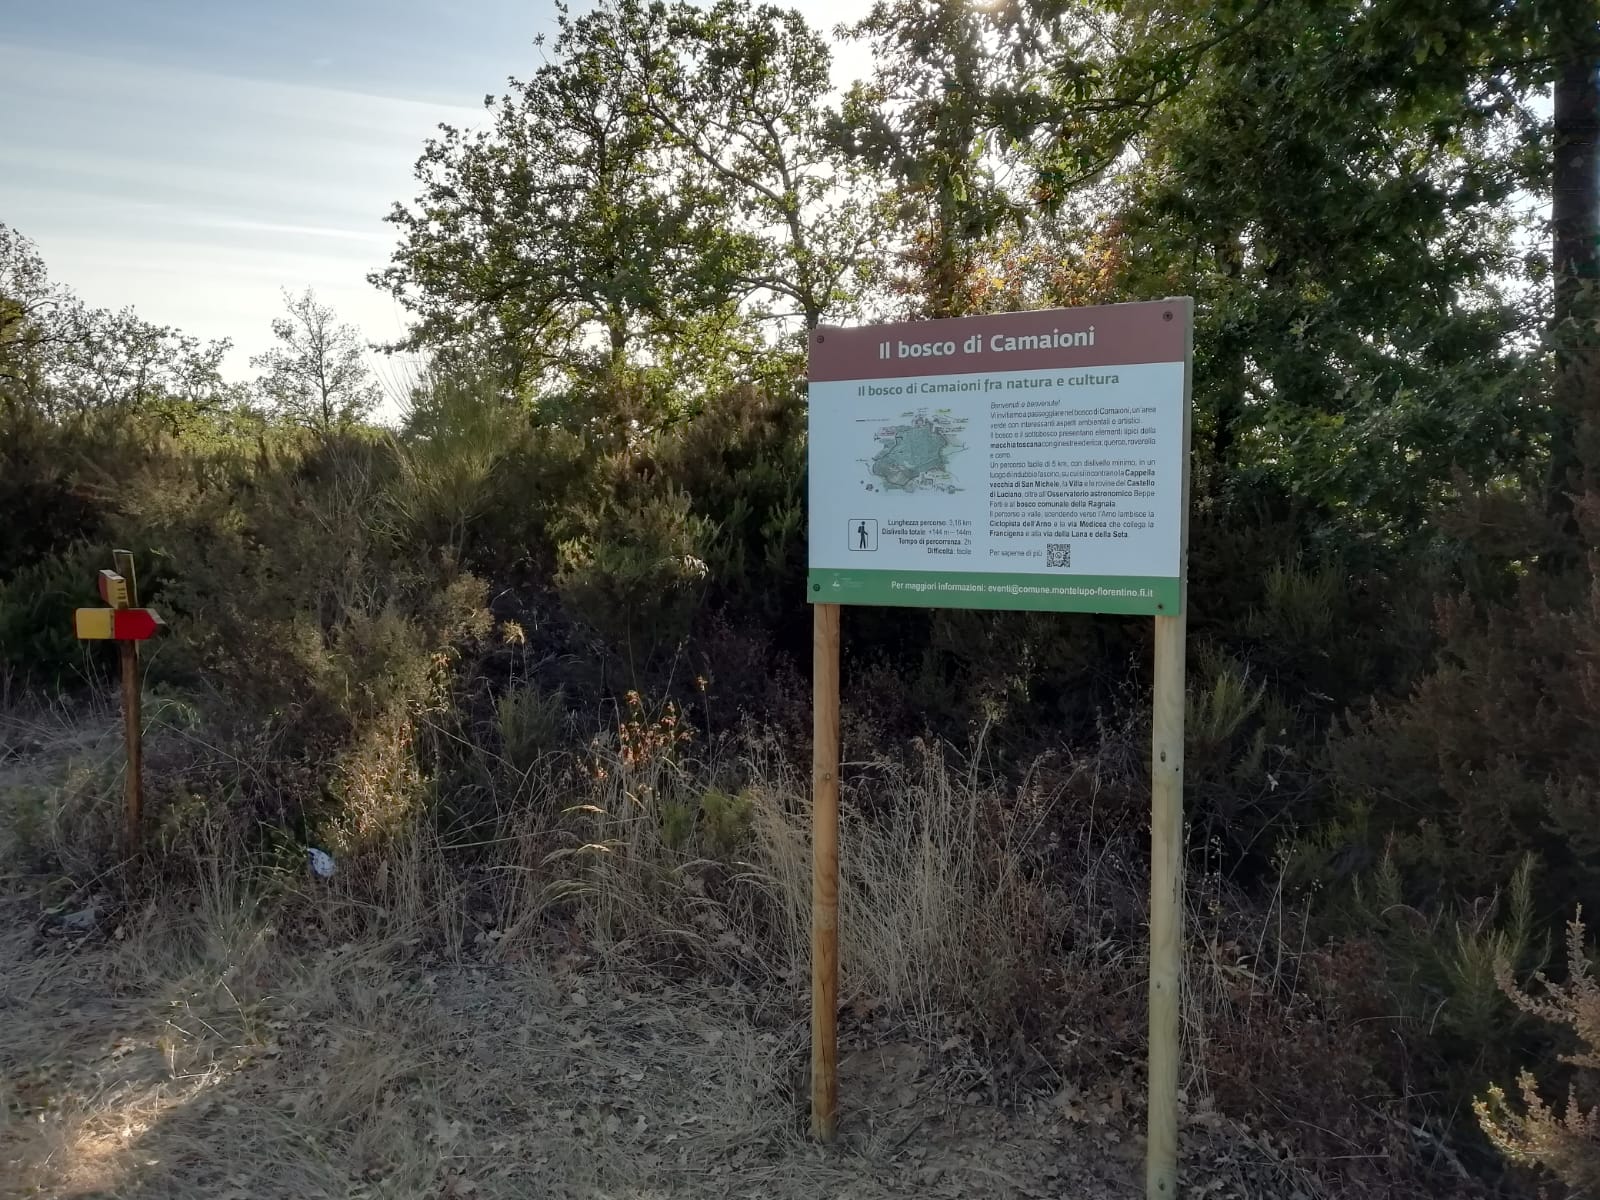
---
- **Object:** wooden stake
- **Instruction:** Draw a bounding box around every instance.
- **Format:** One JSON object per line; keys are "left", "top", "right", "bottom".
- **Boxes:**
{"left": 811, "top": 602, "right": 841, "bottom": 1141}
{"left": 1147, "top": 294, "right": 1194, "bottom": 1198}
{"left": 112, "top": 549, "right": 143, "bottom": 848}
{"left": 119, "top": 642, "right": 143, "bottom": 847}
{"left": 1147, "top": 611, "right": 1186, "bottom": 1198}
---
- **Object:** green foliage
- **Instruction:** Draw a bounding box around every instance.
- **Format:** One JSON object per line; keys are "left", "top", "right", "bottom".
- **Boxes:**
{"left": 657, "top": 798, "right": 696, "bottom": 851}
{"left": 1114, "top": 0, "right": 1543, "bottom": 544}
{"left": 1326, "top": 538, "right": 1600, "bottom": 913}
{"left": 840, "top": 0, "right": 1021, "bottom": 316}
{"left": 376, "top": 0, "right": 877, "bottom": 388}
{"left": 495, "top": 685, "right": 568, "bottom": 780}
{"left": 554, "top": 485, "right": 711, "bottom": 674}
{"left": 389, "top": 367, "right": 522, "bottom": 560}
{"left": 1250, "top": 560, "right": 1344, "bottom": 646}
{"left": 1187, "top": 647, "right": 1265, "bottom": 749}
{"left": 647, "top": 378, "right": 807, "bottom": 623}
{"left": 1445, "top": 856, "right": 1541, "bottom": 1046}
{"left": 251, "top": 288, "right": 380, "bottom": 434}
{"left": 619, "top": 785, "right": 751, "bottom": 858}
{"left": 640, "top": 0, "right": 880, "bottom": 330}
{"left": 1336, "top": 850, "right": 1546, "bottom": 1097}
{"left": 0, "top": 414, "right": 490, "bottom": 845}
{"left": 0, "top": 544, "right": 106, "bottom": 687}
{"left": 376, "top": 1, "right": 755, "bottom": 381}
{"left": 698, "top": 786, "right": 753, "bottom": 856}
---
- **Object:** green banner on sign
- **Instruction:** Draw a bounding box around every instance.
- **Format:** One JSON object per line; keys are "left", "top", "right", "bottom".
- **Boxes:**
{"left": 807, "top": 568, "right": 1181, "bottom": 615}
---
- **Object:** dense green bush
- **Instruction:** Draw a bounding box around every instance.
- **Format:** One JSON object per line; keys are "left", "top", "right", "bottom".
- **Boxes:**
{"left": 0, "top": 542, "right": 109, "bottom": 686}
{"left": 554, "top": 485, "right": 712, "bottom": 674}
{"left": 1326, "top": 560, "right": 1600, "bottom": 916}
{"left": 0, "top": 426, "right": 107, "bottom": 587}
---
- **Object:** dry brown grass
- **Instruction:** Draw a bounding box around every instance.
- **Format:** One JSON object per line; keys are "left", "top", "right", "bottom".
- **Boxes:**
{"left": 0, "top": 845, "right": 1145, "bottom": 1200}
{"left": 0, "top": 701, "right": 1404, "bottom": 1200}
{"left": 746, "top": 744, "right": 1054, "bottom": 1029}
{"left": 0, "top": 695, "right": 129, "bottom": 878}
{"left": 514, "top": 731, "right": 1091, "bottom": 1039}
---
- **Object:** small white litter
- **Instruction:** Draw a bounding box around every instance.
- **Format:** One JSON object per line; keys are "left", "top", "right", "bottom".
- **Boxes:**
{"left": 307, "top": 848, "right": 336, "bottom": 878}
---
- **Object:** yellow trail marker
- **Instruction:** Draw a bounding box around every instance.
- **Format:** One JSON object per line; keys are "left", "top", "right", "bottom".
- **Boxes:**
{"left": 74, "top": 608, "right": 116, "bottom": 640}
{"left": 98, "top": 569, "right": 129, "bottom": 608}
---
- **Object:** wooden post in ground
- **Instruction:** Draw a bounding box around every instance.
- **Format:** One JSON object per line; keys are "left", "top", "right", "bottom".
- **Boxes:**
{"left": 1147, "top": 611, "right": 1187, "bottom": 1198}
{"left": 1147, "top": 293, "right": 1194, "bottom": 1198}
{"left": 811, "top": 601, "right": 841, "bottom": 1141}
{"left": 112, "top": 549, "right": 143, "bottom": 848}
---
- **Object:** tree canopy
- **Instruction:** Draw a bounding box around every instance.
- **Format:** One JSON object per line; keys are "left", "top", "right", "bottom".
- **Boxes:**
{"left": 1, "top": 224, "right": 238, "bottom": 426}
{"left": 251, "top": 288, "right": 381, "bottom": 434}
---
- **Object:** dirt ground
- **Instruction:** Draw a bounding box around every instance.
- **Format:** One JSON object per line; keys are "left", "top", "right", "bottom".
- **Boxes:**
{"left": 0, "top": 900, "right": 1122, "bottom": 1199}
{"left": 0, "top": 879, "right": 1329, "bottom": 1200}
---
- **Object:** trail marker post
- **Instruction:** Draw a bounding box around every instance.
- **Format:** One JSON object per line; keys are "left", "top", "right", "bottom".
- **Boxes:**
{"left": 805, "top": 301, "right": 1192, "bottom": 1196}
{"left": 74, "top": 550, "right": 162, "bottom": 848}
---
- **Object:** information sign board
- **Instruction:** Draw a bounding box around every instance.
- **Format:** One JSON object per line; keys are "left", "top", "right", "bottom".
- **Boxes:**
{"left": 808, "top": 299, "right": 1191, "bottom": 614}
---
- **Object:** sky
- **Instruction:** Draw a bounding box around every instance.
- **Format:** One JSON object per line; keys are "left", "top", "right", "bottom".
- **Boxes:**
{"left": 0, "top": 0, "right": 864, "bottom": 392}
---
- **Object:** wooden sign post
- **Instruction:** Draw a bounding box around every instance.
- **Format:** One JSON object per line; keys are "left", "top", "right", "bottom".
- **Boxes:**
{"left": 806, "top": 301, "right": 1192, "bottom": 1195}
{"left": 73, "top": 551, "right": 163, "bottom": 847}
{"left": 811, "top": 601, "right": 841, "bottom": 1140}
{"left": 1147, "top": 612, "right": 1186, "bottom": 1198}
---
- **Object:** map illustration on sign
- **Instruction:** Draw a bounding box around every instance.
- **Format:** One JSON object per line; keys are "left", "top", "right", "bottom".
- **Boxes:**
{"left": 865, "top": 409, "right": 967, "bottom": 493}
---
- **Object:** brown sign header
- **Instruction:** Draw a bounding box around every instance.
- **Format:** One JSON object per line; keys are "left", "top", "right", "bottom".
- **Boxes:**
{"left": 809, "top": 299, "right": 1190, "bottom": 382}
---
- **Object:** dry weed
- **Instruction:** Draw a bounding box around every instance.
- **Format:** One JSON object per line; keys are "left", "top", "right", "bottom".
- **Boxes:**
{"left": 743, "top": 742, "right": 1054, "bottom": 1031}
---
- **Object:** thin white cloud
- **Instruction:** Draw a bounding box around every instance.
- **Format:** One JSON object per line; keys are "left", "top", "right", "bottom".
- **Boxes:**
{"left": 0, "top": 41, "right": 485, "bottom": 130}
{"left": 189, "top": 217, "right": 393, "bottom": 244}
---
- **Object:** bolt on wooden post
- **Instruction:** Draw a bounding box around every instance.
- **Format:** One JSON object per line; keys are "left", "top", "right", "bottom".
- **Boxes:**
{"left": 73, "top": 551, "right": 164, "bottom": 848}
{"left": 807, "top": 301, "right": 1192, "bottom": 1196}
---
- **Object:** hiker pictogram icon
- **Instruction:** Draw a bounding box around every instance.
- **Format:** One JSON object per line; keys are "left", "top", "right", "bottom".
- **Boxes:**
{"left": 849, "top": 519, "right": 877, "bottom": 551}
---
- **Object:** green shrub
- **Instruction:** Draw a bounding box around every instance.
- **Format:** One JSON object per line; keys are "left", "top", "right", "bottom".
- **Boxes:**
{"left": 0, "top": 543, "right": 108, "bottom": 687}
{"left": 1326, "top": 571, "right": 1600, "bottom": 913}
{"left": 699, "top": 786, "right": 753, "bottom": 856}
{"left": 389, "top": 368, "right": 524, "bottom": 560}
{"left": 495, "top": 684, "right": 568, "bottom": 778}
{"left": 1353, "top": 852, "right": 1543, "bottom": 1047}
{"left": 657, "top": 798, "right": 696, "bottom": 850}
{"left": 0, "top": 412, "right": 109, "bottom": 583}
{"left": 650, "top": 380, "right": 807, "bottom": 625}
{"left": 554, "top": 485, "right": 710, "bottom": 675}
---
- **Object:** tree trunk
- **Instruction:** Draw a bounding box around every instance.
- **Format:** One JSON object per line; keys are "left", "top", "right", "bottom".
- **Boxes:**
{"left": 1545, "top": 48, "right": 1600, "bottom": 517}
{"left": 1211, "top": 234, "right": 1247, "bottom": 474}
{"left": 607, "top": 316, "right": 627, "bottom": 373}
{"left": 926, "top": 205, "right": 966, "bottom": 321}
